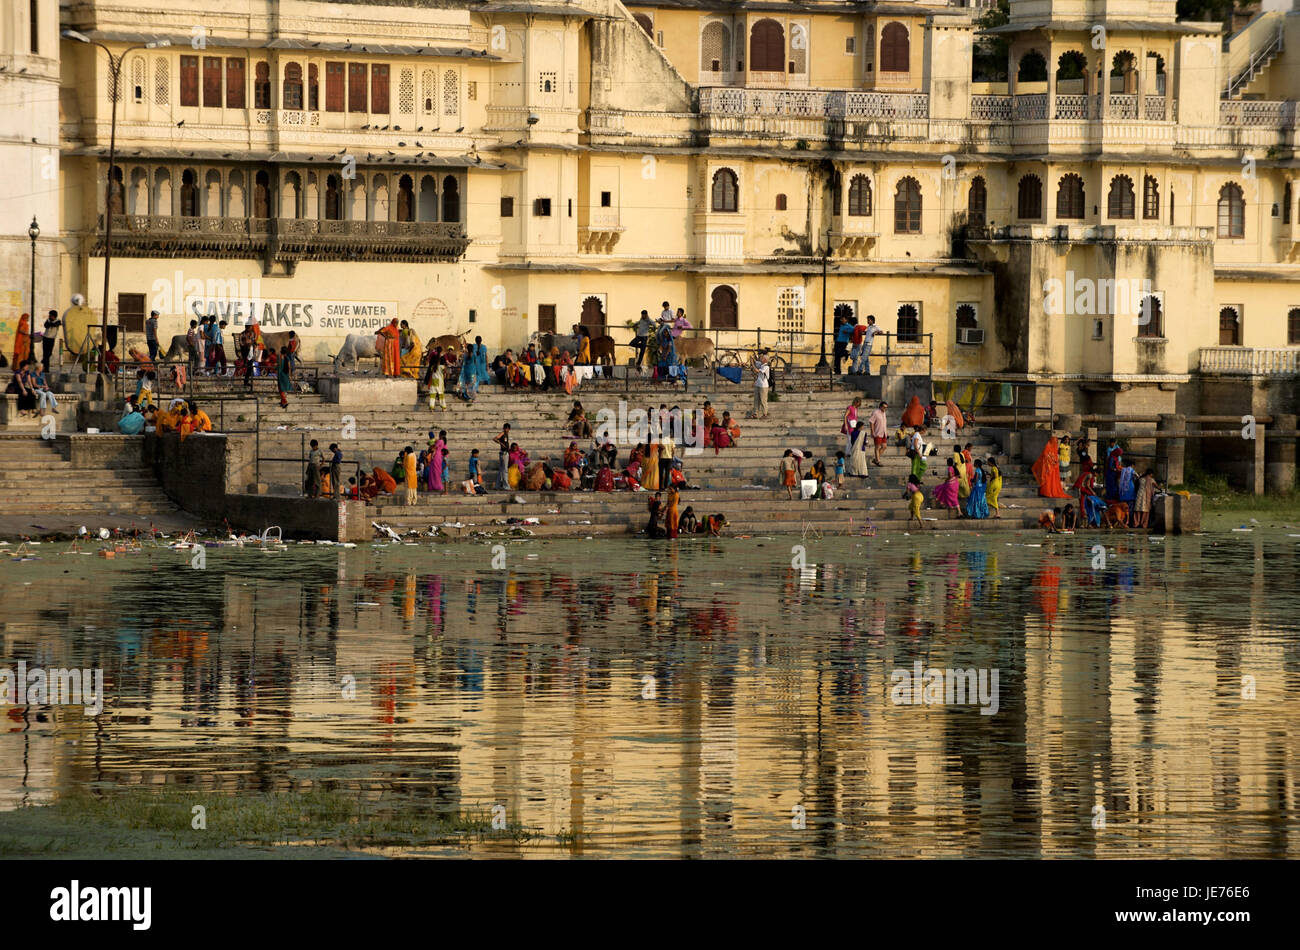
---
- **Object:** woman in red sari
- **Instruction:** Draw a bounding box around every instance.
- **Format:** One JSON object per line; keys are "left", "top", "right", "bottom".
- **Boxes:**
{"left": 376, "top": 319, "right": 402, "bottom": 376}
{"left": 1032, "top": 437, "right": 1070, "bottom": 498}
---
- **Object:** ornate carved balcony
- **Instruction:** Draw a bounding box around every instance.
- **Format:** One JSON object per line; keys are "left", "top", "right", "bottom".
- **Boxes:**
{"left": 578, "top": 211, "right": 625, "bottom": 254}
{"left": 93, "top": 214, "right": 470, "bottom": 263}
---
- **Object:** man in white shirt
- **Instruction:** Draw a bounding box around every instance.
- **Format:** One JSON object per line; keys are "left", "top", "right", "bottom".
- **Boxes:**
{"left": 660, "top": 301, "right": 673, "bottom": 325}
{"left": 752, "top": 352, "right": 770, "bottom": 419}
{"left": 851, "top": 314, "right": 881, "bottom": 374}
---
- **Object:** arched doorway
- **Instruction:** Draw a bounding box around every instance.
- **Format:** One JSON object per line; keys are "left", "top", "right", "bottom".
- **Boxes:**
{"left": 580, "top": 296, "right": 605, "bottom": 332}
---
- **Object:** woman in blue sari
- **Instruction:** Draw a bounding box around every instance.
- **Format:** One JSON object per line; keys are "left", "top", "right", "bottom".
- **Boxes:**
{"left": 965, "top": 458, "right": 989, "bottom": 519}
{"left": 656, "top": 323, "right": 676, "bottom": 377}
{"left": 1118, "top": 463, "right": 1137, "bottom": 507}
{"left": 469, "top": 336, "right": 491, "bottom": 386}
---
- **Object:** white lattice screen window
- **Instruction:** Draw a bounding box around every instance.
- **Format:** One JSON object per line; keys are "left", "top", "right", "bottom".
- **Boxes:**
{"left": 399, "top": 69, "right": 414, "bottom": 114}
{"left": 154, "top": 59, "right": 169, "bottom": 105}
{"left": 701, "top": 22, "right": 730, "bottom": 73}
{"left": 467, "top": 81, "right": 477, "bottom": 101}
{"left": 421, "top": 70, "right": 434, "bottom": 113}
{"left": 777, "top": 288, "right": 806, "bottom": 345}
{"left": 131, "top": 58, "right": 145, "bottom": 103}
{"left": 443, "top": 70, "right": 459, "bottom": 116}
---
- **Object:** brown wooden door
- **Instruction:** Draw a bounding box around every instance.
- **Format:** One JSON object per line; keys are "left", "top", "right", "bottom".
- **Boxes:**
{"left": 118, "top": 293, "right": 146, "bottom": 333}
{"left": 538, "top": 304, "right": 556, "bottom": 334}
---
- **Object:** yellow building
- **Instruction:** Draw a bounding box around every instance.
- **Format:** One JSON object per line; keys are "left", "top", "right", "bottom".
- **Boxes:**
{"left": 2, "top": 0, "right": 1298, "bottom": 411}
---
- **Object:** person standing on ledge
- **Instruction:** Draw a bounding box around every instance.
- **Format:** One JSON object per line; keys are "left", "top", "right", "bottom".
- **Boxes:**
{"left": 494, "top": 422, "right": 512, "bottom": 490}
{"left": 377, "top": 318, "right": 402, "bottom": 377}
{"left": 145, "top": 309, "right": 160, "bottom": 363}
{"left": 752, "top": 351, "right": 770, "bottom": 420}
{"left": 305, "top": 440, "right": 323, "bottom": 499}
{"left": 41, "top": 309, "right": 61, "bottom": 374}
{"left": 632, "top": 310, "right": 653, "bottom": 368}
{"left": 869, "top": 401, "right": 889, "bottom": 467}
{"left": 277, "top": 345, "right": 293, "bottom": 408}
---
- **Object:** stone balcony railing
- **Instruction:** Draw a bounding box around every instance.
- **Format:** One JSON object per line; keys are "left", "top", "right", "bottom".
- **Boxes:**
{"left": 1199, "top": 346, "right": 1300, "bottom": 375}
{"left": 967, "top": 223, "right": 1213, "bottom": 243}
{"left": 698, "top": 87, "right": 929, "bottom": 120}
{"left": 93, "top": 214, "right": 469, "bottom": 262}
{"left": 1219, "top": 99, "right": 1298, "bottom": 127}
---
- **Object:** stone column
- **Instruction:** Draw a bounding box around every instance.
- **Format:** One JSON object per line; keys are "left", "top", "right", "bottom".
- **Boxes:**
{"left": 1057, "top": 412, "right": 1082, "bottom": 438}
{"left": 1253, "top": 420, "right": 1267, "bottom": 496}
{"left": 1156, "top": 413, "right": 1185, "bottom": 485}
{"left": 1266, "top": 413, "right": 1296, "bottom": 494}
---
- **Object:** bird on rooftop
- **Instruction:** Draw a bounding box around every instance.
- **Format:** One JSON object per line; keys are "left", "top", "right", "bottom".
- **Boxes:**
{"left": 455, "top": 126, "right": 464, "bottom": 133}
{"left": 177, "top": 120, "right": 185, "bottom": 127}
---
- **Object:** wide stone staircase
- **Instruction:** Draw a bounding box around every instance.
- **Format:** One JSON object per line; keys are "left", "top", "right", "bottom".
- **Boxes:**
{"left": 246, "top": 379, "right": 1045, "bottom": 536}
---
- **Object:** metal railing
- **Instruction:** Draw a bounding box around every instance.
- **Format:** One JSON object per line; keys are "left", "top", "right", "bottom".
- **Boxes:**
{"left": 112, "top": 358, "right": 320, "bottom": 401}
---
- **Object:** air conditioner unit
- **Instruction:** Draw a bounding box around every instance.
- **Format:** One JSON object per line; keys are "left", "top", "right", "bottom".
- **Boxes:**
{"left": 957, "top": 327, "right": 985, "bottom": 345}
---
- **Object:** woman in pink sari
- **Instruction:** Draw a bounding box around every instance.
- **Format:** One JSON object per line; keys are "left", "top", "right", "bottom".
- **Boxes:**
{"left": 842, "top": 397, "right": 863, "bottom": 457}
{"left": 428, "top": 438, "right": 446, "bottom": 492}
{"left": 1032, "top": 437, "right": 1071, "bottom": 498}
{"left": 932, "top": 462, "right": 961, "bottom": 514}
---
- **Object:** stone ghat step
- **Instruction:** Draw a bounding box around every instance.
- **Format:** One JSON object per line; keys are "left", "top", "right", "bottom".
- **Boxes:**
{"left": 0, "top": 476, "right": 165, "bottom": 490}
{"left": 372, "top": 514, "right": 1039, "bottom": 538}
{"left": 24, "top": 502, "right": 180, "bottom": 513}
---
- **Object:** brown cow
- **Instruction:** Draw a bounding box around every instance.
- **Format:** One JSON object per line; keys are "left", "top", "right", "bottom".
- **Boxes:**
{"left": 674, "top": 337, "right": 715, "bottom": 369}
{"left": 429, "top": 331, "right": 468, "bottom": 354}
{"left": 589, "top": 335, "right": 616, "bottom": 366}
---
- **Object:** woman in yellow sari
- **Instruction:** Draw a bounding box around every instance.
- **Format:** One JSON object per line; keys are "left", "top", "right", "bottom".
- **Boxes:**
{"left": 376, "top": 319, "right": 402, "bottom": 376}
{"left": 985, "top": 456, "right": 1002, "bottom": 517}
{"left": 399, "top": 321, "right": 422, "bottom": 379}
{"left": 577, "top": 330, "right": 591, "bottom": 366}
{"left": 643, "top": 441, "right": 661, "bottom": 491}
{"left": 953, "top": 445, "right": 970, "bottom": 504}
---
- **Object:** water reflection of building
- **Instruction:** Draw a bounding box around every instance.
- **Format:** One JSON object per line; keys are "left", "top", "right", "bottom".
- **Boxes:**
{"left": 0, "top": 539, "right": 1296, "bottom": 857}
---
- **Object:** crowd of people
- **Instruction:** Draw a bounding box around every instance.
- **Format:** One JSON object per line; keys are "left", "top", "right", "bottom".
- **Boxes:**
{"left": 1030, "top": 434, "right": 1162, "bottom": 530}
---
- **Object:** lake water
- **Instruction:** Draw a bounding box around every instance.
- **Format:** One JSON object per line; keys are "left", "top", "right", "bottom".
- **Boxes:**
{"left": 2, "top": 528, "right": 1298, "bottom": 858}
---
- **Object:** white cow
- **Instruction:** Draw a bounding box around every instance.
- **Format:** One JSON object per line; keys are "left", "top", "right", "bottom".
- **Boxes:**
{"left": 333, "top": 332, "right": 382, "bottom": 371}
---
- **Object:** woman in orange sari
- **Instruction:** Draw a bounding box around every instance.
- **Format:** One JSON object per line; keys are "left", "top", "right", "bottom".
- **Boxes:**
{"left": 944, "top": 399, "right": 965, "bottom": 430}
{"left": 901, "top": 395, "right": 925, "bottom": 428}
{"left": 665, "top": 486, "right": 680, "bottom": 539}
{"left": 1032, "top": 436, "right": 1071, "bottom": 498}
{"left": 12, "top": 314, "right": 32, "bottom": 367}
{"left": 376, "top": 319, "right": 402, "bottom": 376}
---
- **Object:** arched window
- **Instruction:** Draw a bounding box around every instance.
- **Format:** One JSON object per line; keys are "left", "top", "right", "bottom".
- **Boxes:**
{"left": 1219, "top": 306, "right": 1241, "bottom": 345}
{"left": 896, "top": 303, "right": 920, "bottom": 342}
{"left": 129, "top": 167, "right": 149, "bottom": 214}
{"left": 325, "top": 175, "right": 341, "bottom": 220}
{"left": 750, "top": 19, "right": 785, "bottom": 73}
{"left": 107, "top": 165, "right": 125, "bottom": 215}
{"left": 968, "top": 176, "right": 986, "bottom": 227}
{"left": 1057, "top": 173, "right": 1085, "bottom": 219}
{"left": 180, "top": 168, "right": 199, "bottom": 217}
{"left": 1143, "top": 175, "right": 1159, "bottom": 220}
{"left": 1107, "top": 175, "right": 1135, "bottom": 219}
{"left": 828, "top": 170, "right": 842, "bottom": 216}
{"left": 281, "top": 171, "right": 300, "bottom": 218}
{"left": 418, "top": 175, "right": 438, "bottom": 222}
{"left": 701, "top": 21, "right": 730, "bottom": 73}
{"left": 308, "top": 63, "right": 319, "bottom": 111}
{"left": 894, "top": 176, "right": 921, "bottom": 234}
{"left": 709, "top": 285, "right": 738, "bottom": 329}
{"left": 1017, "top": 50, "right": 1048, "bottom": 83}
{"left": 203, "top": 169, "right": 222, "bottom": 216}
{"left": 1056, "top": 50, "right": 1088, "bottom": 90}
{"left": 956, "top": 303, "right": 978, "bottom": 331}
{"left": 1110, "top": 51, "right": 1137, "bottom": 94}
{"left": 397, "top": 174, "right": 415, "bottom": 222}
{"left": 442, "top": 175, "right": 460, "bottom": 223}
{"left": 1017, "top": 174, "right": 1042, "bottom": 219}
{"left": 283, "top": 62, "right": 303, "bottom": 110}
{"left": 712, "top": 168, "right": 739, "bottom": 212}
{"left": 1288, "top": 307, "right": 1300, "bottom": 344}
{"left": 1218, "top": 183, "right": 1244, "bottom": 238}
{"left": 848, "top": 175, "right": 872, "bottom": 216}
{"left": 254, "top": 61, "right": 271, "bottom": 109}
{"left": 880, "top": 23, "right": 909, "bottom": 73}
{"left": 253, "top": 170, "right": 269, "bottom": 219}
{"left": 634, "top": 14, "right": 653, "bottom": 37}
{"left": 1138, "top": 296, "right": 1162, "bottom": 338}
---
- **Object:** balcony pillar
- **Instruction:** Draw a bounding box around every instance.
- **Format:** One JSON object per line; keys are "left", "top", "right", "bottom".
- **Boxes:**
{"left": 1047, "top": 54, "right": 1056, "bottom": 121}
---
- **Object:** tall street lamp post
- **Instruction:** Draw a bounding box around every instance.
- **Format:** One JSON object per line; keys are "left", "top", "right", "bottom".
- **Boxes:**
{"left": 61, "top": 29, "right": 170, "bottom": 372}
{"left": 28, "top": 217, "right": 39, "bottom": 371}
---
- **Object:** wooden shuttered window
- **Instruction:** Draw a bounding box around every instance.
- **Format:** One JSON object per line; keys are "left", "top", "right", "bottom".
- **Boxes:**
{"left": 203, "top": 57, "right": 222, "bottom": 107}
{"left": 326, "top": 63, "right": 345, "bottom": 112}
{"left": 348, "top": 63, "right": 367, "bottom": 112}
{"left": 225, "top": 58, "right": 245, "bottom": 108}
{"left": 371, "top": 64, "right": 390, "bottom": 113}
{"left": 180, "top": 55, "right": 199, "bottom": 107}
